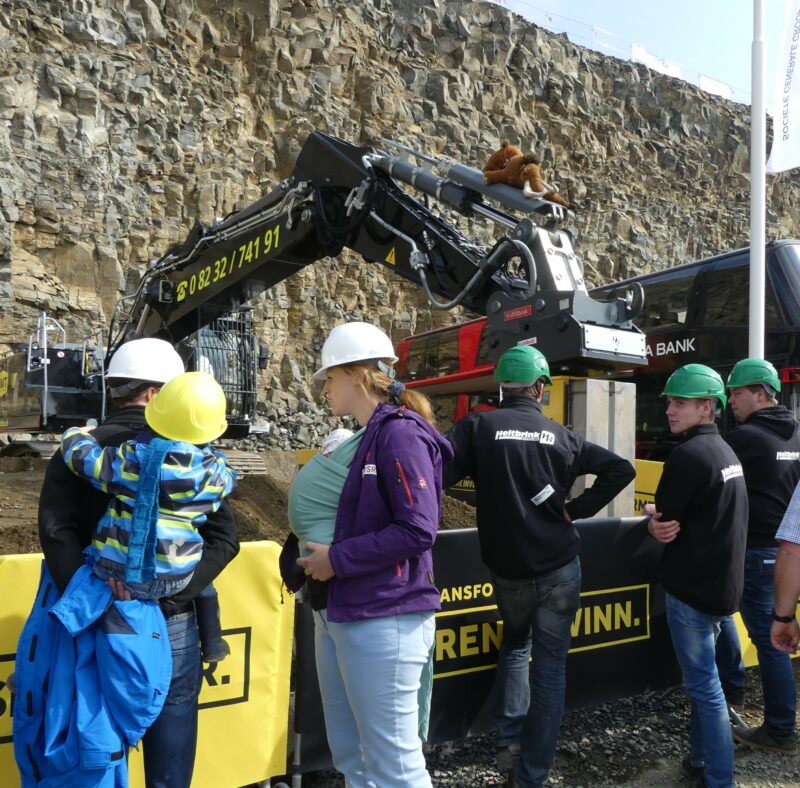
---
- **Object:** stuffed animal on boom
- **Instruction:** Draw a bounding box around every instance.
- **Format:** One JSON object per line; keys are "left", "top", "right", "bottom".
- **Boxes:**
{"left": 483, "top": 142, "right": 575, "bottom": 210}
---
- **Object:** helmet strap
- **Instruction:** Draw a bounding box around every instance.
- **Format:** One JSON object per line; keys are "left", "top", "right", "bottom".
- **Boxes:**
{"left": 375, "top": 360, "right": 396, "bottom": 379}
{"left": 108, "top": 380, "right": 160, "bottom": 405}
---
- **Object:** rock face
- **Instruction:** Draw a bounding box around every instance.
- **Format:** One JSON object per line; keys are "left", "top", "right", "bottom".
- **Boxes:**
{"left": 1, "top": 0, "right": 798, "bottom": 447}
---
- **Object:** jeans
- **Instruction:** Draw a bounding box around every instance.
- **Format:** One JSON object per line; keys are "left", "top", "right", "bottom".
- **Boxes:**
{"left": 492, "top": 556, "right": 581, "bottom": 788}
{"left": 666, "top": 593, "right": 734, "bottom": 788}
{"left": 93, "top": 559, "right": 192, "bottom": 600}
{"left": 142, "top": 611, "right": 203, "bottom": 788}
{"left": 313, "top": 610, "right": 435, "bottom": 788}
{"left": 715, "top": 614, "right": 746, "bottom": 695}
{"left": 739, "top": 546, "right": 797, "bottom": 735}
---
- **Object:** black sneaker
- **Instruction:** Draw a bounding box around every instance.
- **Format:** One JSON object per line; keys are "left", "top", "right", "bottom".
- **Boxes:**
{"left": 496, "top": 741, "right": 520, "bottom": 772}
{"left": 680, "top": 755, "right": 704, "bottom": 782}
{"left": 723, "top": 687, "right": 745, "bottom": 709}
{"left": 733, "top": 724, "right": 798, "bottom": 755}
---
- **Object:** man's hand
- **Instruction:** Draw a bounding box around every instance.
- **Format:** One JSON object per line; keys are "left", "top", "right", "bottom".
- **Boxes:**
{"left": 771, "top": 619, "right": 800, "bottom": 654}
{"left": 107, "top": 576, "right": 132, "bottom": 601}
{"left": 297, "top": 542, "right": 335, "bottom": 581}
{"left": 643, "top": 504, "right": 681, "bottom": 544}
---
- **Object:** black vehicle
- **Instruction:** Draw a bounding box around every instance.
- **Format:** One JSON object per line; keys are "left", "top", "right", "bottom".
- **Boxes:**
{"left": 592, "top": 240, "right": 800, "bottom": 457}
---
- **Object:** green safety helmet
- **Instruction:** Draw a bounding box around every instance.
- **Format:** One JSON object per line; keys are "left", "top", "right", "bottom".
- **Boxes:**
{"left": 726, "top": 357, "right": 781, "bottom": 393}
{"left": 494, "top": 345, "right": 553, "bottom": 387}
{"left": 661, "top": 363, "right": 727, "bottom": 410}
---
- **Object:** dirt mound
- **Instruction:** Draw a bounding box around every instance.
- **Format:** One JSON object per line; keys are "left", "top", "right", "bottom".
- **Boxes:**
{"left": 440, "top": 494, "right": 476, "bottom": 530}
{"left": 229, "top": 474, "right": 476, "bottom": 545}
{"left": 0, "top": 462, "right": 45, "bottom": 555}
{"left": 229, "top": 474, "right": 292, "bottom": 543}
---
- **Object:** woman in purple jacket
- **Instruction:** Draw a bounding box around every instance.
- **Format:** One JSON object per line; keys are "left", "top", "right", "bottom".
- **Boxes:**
{"left": 294, "top": 321, "right": 452, "bottom": 788}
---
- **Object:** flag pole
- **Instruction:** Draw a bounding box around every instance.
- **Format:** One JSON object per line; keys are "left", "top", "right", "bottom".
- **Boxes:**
{"left": 750, "top": 0, "right": 766, "bottom": 359}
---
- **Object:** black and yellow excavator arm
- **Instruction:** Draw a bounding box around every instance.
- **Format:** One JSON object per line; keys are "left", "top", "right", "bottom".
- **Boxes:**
{"left": 112, "top": 131, "right": 645, "bottom": 372}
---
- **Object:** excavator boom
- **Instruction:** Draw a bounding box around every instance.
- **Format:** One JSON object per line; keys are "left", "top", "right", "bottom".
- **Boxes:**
{"left": 1, "top": 131, "right": 646, "bottom": 435}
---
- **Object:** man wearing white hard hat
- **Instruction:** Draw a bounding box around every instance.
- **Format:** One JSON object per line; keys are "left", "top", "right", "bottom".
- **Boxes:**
{"left": 36, "top": 337, "right": 239, "bottom": 788}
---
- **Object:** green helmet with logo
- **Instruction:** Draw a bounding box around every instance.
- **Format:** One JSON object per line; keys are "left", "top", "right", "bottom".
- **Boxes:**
{"left": 726, "top": 357, "right": 781, "bottom": 393}
{"left": 661, "top": 363, "right": 727, "bottom": 410}
{"left": 494, "top": 345, "right": 553, "bottom": 387}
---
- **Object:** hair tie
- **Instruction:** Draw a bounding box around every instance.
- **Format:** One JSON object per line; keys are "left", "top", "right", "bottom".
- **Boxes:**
{"left": 388, "top": 380, "right": 406, "bottom": 403}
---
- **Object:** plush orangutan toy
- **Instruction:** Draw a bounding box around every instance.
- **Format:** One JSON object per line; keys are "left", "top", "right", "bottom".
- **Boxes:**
{"left": 483, "top": 142, "right": 575, "bottom": 210}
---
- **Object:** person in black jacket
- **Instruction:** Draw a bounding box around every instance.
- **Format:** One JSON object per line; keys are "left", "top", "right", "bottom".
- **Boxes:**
{"left": 646, "top": 364, "right": 748, "bottom": 788}
{"left": 445, "top": 345, "right": 635, "bottom": 788}
{"left": 37, "top": 338, "right": 240, "bottom": 788}
{"left": 721, "top": 358, "right": 799, "bottom": 754}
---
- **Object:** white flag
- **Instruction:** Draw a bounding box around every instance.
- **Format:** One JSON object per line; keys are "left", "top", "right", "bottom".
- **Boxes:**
{"left": 767, "top": 0, "right": 800, "bottom": 173}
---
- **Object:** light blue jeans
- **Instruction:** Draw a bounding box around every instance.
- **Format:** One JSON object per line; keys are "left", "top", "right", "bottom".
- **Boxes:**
{"left": 313, "top": 610, "right": 436, "bottom": 788}
{"left": 666, "top": 593, "right": 734, "bottom": 788}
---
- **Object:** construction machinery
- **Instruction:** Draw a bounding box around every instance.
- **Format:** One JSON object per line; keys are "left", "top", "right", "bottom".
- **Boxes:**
{"left": 0, "top": 132, "right": 646, "bottom": 437}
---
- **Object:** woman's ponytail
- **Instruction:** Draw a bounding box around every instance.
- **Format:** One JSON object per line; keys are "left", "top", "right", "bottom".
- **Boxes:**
{"left": 342, "top": 364, "right": 436, "bottom": 427}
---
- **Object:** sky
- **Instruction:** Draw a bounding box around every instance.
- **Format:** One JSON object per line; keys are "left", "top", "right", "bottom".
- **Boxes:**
{"left": 499, "top": 0, "right": 787, "bottom": 107}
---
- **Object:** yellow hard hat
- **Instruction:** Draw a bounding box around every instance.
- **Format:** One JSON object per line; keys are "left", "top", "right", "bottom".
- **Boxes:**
{"left": 145, "top": 371, "right": 228, "bottom": 444}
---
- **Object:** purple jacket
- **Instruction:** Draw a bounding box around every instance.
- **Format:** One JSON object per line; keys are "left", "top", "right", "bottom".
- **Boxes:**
{"left": 324, "top": 403, "right": 452, "bottom": 622}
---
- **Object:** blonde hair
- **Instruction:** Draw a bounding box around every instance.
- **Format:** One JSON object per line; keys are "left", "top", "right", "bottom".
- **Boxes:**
{"left": 340, "top": 364, "right": 436, "bottom": 427}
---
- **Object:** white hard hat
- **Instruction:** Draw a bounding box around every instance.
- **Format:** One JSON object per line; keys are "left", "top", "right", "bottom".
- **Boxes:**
{"left": 106, "top": 338, "right": 185, "bottom": 384}
{"left": 313, "top": 322, "right": 398, "bottom": 381}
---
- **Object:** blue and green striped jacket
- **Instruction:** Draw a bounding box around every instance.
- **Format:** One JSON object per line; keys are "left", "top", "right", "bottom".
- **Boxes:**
{"left": 61, "top": 427, "right": 237, "bottom": 579}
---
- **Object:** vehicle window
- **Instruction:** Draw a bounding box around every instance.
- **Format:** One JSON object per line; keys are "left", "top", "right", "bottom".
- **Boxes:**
{"left": 770, "top": 244, "right": 800, "bottom": 327}
{"left": 634, "top": 275, "right": 694, "bottom": 332}
{"left": 701, "top": 264, "right": 780, "bottom": 328}
{"left": 431, "top": 395, "right": 459, "bottom": 431}
{"left": 476, "top": 324, "right": 492, "bottom": 366}
{"left": 427, "top": 332, "right": 461, "bottom": 378}
{"left": 405, "top": 339, "right": 427, "bottom": 382}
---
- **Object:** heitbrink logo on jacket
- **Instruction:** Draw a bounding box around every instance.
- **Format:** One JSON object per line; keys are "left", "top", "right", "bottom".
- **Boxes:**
{"left": 494, "top": 429, "right": 556, "bottom": 444}
{"left": 720, "top": 464, "right": 744, "bottom": 482}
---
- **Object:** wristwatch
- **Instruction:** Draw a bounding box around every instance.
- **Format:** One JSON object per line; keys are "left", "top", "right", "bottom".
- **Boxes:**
{"left": 771, "top": 608, "right": 797, "bottom": 623}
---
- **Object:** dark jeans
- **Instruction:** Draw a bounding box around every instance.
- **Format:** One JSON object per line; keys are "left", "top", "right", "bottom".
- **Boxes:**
{"left": 492, "top": 556, "right": 581, "bottom": 788}
{"left": 715, "top": 615, "right": 746, "bottom": 695}
{"left": 739, "top": 547, "right": 797, "bottom": 735}
{"left": 142, "top": 611, "right": 203, "bottom": 788}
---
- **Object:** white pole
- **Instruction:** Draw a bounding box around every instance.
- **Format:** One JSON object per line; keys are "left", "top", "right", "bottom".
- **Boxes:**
{"left": 750, "top": 0, "right": 767, "bottom": 359}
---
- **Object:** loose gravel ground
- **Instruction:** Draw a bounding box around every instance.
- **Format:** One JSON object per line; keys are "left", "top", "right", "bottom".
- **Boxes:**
{"left": 300, "top": 662, "right": 800, "bottom": 787}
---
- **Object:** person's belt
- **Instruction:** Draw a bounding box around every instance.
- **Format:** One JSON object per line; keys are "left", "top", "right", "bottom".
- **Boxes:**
{"left": 160, "top": 599, "right": 194, "bottom": 618}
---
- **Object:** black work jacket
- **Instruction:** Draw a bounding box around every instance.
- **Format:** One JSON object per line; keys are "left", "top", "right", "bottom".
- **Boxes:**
{"left": 655, "top": 423, "right": 748, "bottom": 616}
{"left": 445, "top": 395, "right": 635, "bottom": 579}
{"left": 726, "top": 406, "right": 800, "bottom": 548}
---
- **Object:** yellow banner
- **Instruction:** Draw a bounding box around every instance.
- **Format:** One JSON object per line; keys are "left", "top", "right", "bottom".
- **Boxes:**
{"left": 633, "top": 458, "right": 663, "bottom": 515}
{"left": 0, "top": 542, "right": 294, "bottom": 788}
